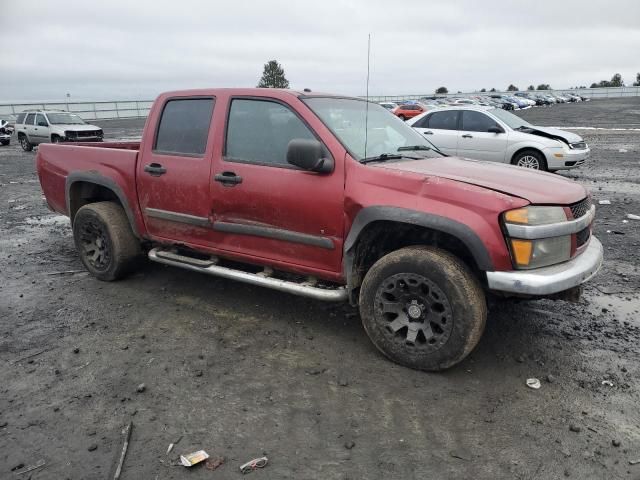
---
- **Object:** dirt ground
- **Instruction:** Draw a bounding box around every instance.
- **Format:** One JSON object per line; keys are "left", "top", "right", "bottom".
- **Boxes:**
{"left": 1, "top": 98, "right": 639, "bottom": 479}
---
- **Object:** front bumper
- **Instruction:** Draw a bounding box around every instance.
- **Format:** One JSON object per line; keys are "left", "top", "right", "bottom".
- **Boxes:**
{"left": 486, "top": 236, "right": 603, "bottom": 296}
{"left": 545, "top": 147, "right": 590, "bottom": 169}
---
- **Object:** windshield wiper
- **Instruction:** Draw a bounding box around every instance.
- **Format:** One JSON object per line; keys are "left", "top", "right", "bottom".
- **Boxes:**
{"left": 360, "top": 153, "right": 407, "bottom": 164}
{"left": 397, "top": 145, "right": 431, "bottom": 151}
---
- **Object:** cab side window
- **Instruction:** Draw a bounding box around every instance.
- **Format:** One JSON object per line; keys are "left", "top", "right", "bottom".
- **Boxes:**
{"left": 225, "top": 99, "right": 316, "bottom": 167}
{"left": 154, "top": 98, "right": 215, "bottom": 156}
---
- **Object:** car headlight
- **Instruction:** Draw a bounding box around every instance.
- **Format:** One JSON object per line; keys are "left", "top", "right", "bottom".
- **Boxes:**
{"left": 503, "top": 206, "right": 571, "bottom": 269}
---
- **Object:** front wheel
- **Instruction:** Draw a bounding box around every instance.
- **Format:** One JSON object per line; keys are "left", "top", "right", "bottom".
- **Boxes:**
{"left": 73, "top": 202, "right": 141, "bottom": 281}
{"left": 19, "top": 135, "right": 33, "bottom": 152}
{"left": 359, "top": 246, "right": 486, "bottom": 371}
{"left": 512, "top": 149, "right": 547, "bottom": 171}
{"left": 0, "top": 140, "right": 9, "bottom": 146}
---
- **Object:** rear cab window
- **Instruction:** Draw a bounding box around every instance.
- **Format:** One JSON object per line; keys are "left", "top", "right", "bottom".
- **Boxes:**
{"left": 16, "top": 113, "right": 26, "bottom": 124}
{"left": 154, "top": 98, "right": 215, "bottom": 156}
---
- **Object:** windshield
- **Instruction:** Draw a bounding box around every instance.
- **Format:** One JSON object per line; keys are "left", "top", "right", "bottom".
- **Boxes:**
{"left": 489, "top": 108, "right": 532, "bottom": 129}
{"left": 46, "top": 113, "right": 86, "bottom": 125}
{"left": 303, "top": 97, "right": 441, "bottom": 160}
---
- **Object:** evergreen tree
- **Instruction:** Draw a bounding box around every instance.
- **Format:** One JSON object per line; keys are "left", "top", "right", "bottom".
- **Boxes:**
{"left": 507, "top": 84, "right": 518, "bottom": 91}
{"left": 435, "top": 86, "right": 448, "bottom": 94}
{"left": 257, "top": 60, "right": 290, "bottom": 88}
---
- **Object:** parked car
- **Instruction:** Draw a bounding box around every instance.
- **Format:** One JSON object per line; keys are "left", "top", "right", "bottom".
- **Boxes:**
{"left": 15, "top": 110, "right": 103, "bottom": 151}
{"left": 0, "top": 118, "right": 13, "bottom": 145}
{"left": 392, "top": 103, "right": 426, "bottom": 120}
{"left": 407, "top": 106, "right": 590, "bottom": 171}
{"left": 35, "top": 88, "right": 602, "bottom": 372}
{"left": 379, "top": 102, "right": 399, "bottom": 110}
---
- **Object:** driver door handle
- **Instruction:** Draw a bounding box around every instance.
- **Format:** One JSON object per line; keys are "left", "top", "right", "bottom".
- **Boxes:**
{"left": 462, "top": 134, "right": 473, "bottom": 138}
{"left": 423, "top": 130, "right": 433, "bottom": 135}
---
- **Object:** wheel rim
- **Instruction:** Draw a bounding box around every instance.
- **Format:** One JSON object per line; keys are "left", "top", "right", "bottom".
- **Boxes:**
{"left": 374, "top": 273, "right": 453, "bottom": 351}
{"left": 517, "top": 155, "right": 540, "bottom": 169}
{"left": 79, "top": 219, "right": 111, "bottom": 270}
{"left": 21, "top": 137, "right": 28, "bottom": 148}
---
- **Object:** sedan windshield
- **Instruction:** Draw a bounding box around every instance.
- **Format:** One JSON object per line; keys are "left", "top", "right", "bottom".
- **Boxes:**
{"left": 303, "top": 97, "right": 441, "bottom": 161}
{"left": 488, "top": 108, "right": 533, "bottom": 130}
{"left": 46, "top": 113, "right": 86, "bottom": 125}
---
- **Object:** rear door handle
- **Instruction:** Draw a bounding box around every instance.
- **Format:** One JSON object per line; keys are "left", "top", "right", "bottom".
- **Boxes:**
{"left": 144, "top": 163, "right": 167, "bottom": 176}
{"left": 462, "top": 134, "right": 473, "bottom": 138}
{"left": 214, "top": 171, "right": 242, "bottom": 186}
{"left": 423, "top": 130, "right": 433, "bottom": 135}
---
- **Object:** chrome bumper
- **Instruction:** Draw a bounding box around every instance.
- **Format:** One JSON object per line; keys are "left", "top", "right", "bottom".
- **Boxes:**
{"left": 486, "top": 236, "right": 603, "bottom": 296}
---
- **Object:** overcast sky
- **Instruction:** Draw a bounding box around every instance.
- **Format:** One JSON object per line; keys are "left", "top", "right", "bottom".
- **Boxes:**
{"left": 1, "top": 0, "right": 639, "bottom": 102}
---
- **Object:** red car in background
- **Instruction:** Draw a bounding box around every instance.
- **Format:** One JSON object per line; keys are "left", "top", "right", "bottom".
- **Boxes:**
{"left": 392, "top": 103, "right": 426, "bottom": 120}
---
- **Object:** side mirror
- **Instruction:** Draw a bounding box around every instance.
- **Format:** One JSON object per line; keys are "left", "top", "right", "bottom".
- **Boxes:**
{"left": 38, "top": 121, "right": 48, "bottom": 127}
{"left": 286, "top": 139, "right": 334, "bottom": 174}
{"left": 487, "top": 126, "right": 504, "bottom": 134}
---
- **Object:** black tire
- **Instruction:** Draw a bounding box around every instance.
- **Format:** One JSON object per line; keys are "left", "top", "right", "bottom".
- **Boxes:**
{"left": 0, "top": 140, "right": 9, "bottom": 146}
{"left": 72, "top": 201, "right": 141, "bottom": 281}
{"left": 511, "top": 149, "right": 547, "bottom": 171}
{"left": 19, "top": 134, "right": 33, "bottom": 152}
{"left": 359, "top": 246, "right": 486, "bottom": 371}
{"left": 51, "top": 135, "right": 62, "bottom": 143}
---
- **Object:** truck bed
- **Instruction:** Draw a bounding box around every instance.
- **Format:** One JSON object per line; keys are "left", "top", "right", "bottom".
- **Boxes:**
{"left": 36, "top": 142, "right": 141, "bottom": 221}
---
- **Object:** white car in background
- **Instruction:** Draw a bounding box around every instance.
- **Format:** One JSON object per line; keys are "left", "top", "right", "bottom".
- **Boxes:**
{"left": 407, "top": 106, "right": 590, "bottom": 171}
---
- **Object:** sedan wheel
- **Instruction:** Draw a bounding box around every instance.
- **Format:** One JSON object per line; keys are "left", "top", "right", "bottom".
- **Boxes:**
{"left": 512, "top": 150, "right": 547, "bottom": 171}
{"left": 517, "top": 155, "right": 540, "bottom": 169}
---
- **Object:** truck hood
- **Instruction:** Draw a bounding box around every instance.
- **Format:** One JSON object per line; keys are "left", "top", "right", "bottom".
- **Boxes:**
{"left": 377, "top": 156, "right": 587, "bottom": 205}
{"left": 523, "top": 126, "right": 583, "bottom": 144}
{"left": 54, "top": 124, "right": 101, "bottom": 131}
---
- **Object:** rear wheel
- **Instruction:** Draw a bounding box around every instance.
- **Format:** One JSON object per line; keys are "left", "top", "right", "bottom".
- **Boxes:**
{"left": 19, "top": 135, "right": 33, "bottom": 152}
{"left": 512, "top": 149, "right": 547, "bottom": 171}
{"left": 359, "top": 246, "right": 486, "bottom": 371}
{"left": 73, "top": 202, "right": 141, "bottom": 281}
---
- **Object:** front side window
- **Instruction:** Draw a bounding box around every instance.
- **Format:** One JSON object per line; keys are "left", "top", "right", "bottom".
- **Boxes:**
{"left": 461, "top": 111, "right": 499, "bottom": 132}
{"left": 154, "top": 98, "right": 214, "bottom": 156}
{"left": 36, "top": 114, "right": 48, "bottom": 126}
{"left": 225, "top": 99, "right": 315, "bottom": 167}
{"left": 412, "top": 115, "right": 430, "bottom": 129}
{"left": 25, "top": 113, "right": 36, "bottom": 125}
{"left": 303, "top": 97, "right": 441, "bottom": 160}
{"left": 428, "top": 111, "right": 459, "bottom": 130}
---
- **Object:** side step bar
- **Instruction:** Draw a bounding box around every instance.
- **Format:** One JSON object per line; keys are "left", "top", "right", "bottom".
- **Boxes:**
{"left": 148, "top": 248, "right": 348, "bottom": 302}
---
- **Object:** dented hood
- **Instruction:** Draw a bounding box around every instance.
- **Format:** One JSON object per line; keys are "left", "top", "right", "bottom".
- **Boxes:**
{"left": 524, "top": 126, "right": 583, "bottom": 144}
{"left": 377, "top": 156, "right": 587, "bottom": 205}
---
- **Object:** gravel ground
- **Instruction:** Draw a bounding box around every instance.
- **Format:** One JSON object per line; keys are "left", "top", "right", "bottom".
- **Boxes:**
{"left": 1, "top": 98, "right": 639, "bottom": 479}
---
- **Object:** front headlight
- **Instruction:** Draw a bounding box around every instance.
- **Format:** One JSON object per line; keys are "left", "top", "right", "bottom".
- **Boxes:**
{"left": 504, "top": 206, "right": 571, "bottom": 269}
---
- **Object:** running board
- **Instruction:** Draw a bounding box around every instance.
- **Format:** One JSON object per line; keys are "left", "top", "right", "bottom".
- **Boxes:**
{"left": 148, "top": 248, "right": 348, "bottom": 302}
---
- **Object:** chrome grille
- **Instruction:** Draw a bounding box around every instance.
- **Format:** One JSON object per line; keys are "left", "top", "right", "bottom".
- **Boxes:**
{"left": 570, "top": 197, "right": 591, "bottom": 219}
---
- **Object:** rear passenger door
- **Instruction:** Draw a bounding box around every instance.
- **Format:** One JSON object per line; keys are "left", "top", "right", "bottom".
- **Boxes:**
{"left": 209, "top": 97, "right": 345, "bottom": 274}
{"left": 137, "top": 97, "right": 219, "bottom": 245}
{"left": 457, "top": 110, "right": 509, "bottom": 162}
{"left": 412, "top": 110, "right": 459, "bottom": 155}
{"left": 22, "top": 113, "right": 37, "bottom": 143}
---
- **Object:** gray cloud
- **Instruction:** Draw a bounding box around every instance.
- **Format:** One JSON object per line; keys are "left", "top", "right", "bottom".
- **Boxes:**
{"left": 1, "top": 0, "right": 639, "bottom": 101}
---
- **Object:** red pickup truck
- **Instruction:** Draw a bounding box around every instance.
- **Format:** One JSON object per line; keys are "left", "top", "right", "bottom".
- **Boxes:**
{"left": 36, "top": 88, "right": 603, "bottom": 371}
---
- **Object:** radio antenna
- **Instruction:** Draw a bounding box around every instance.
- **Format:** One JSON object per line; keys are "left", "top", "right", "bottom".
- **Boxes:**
{"left": 364, "top": 33, "right": 371, "bottom": 160}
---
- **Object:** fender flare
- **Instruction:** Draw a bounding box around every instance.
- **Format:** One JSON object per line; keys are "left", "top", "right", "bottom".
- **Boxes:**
{"left": 343, "top": 206, "right": 494, "bottom": 290}
{"left": 65, "top": 171, "right": 141, "bottom": 238}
